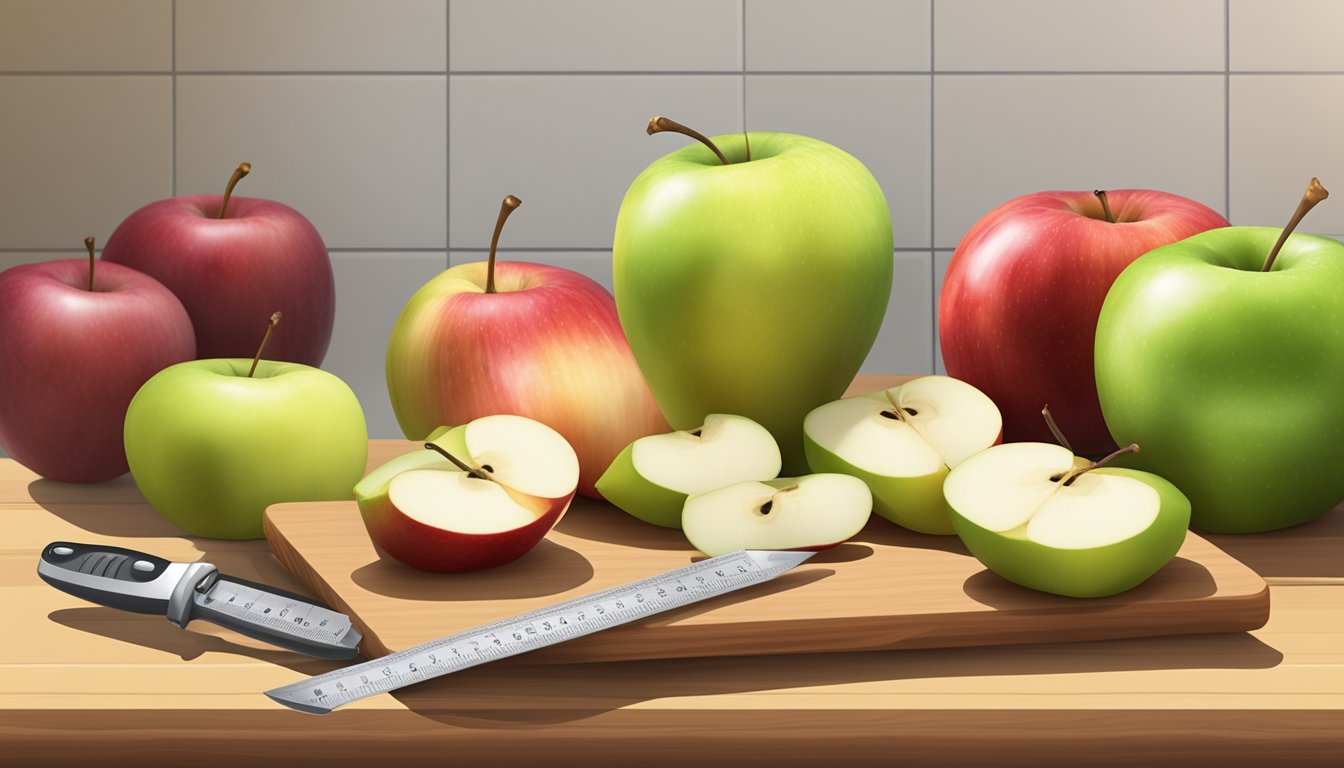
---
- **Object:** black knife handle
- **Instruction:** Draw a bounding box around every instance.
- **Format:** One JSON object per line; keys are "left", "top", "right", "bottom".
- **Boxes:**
{"left": 37, "top": 541, "right": 184, "bottom": 614}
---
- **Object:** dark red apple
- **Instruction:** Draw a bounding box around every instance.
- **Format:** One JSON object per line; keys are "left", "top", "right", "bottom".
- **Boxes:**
{"left": 101, "top": 163, "right": 334, "bottom": 366}
{"left": 0, "top": 238, "right": 195, "bottom": 482}
{"left": 939, "top": 189, "right": 1229, "bottom": 455}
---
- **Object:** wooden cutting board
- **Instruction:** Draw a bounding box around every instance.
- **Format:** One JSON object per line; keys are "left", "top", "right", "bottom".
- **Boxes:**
{"left": 263, "top": 443, "right": 1271, "bottom": 663}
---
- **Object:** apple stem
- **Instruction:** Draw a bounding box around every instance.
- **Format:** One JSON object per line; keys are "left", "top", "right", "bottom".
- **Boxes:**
{"left": 1262, "top": 177, "right": 1329, "bottom": 272}
{"left": 647, "top": 116, "right": 729, "bottom": 165}
{"left": 422, "top": 442, "right": 491, "bottom": 481}
{"left": 83, "top": 236, "right": 96, "bottom": 291}
{"left": 217, "top": 162, "right": 252, "bottom": 219}
{"left": 744, "top": 131, "right": 751, "bottom": 162}
{"left": 485, "top": 195, "right": 522, "bottom": 295}
{"left": 1093, "top": 190, "right": 1115, "bottom": 223}
{"left": 1057, "top": 443, "right": 1139, "bottom": 487}
{"left": 246, "top": 311, "right": 282, "bottom": 378}
{"left": 1040, "top": 404, "right": 1074, "bottom": 453}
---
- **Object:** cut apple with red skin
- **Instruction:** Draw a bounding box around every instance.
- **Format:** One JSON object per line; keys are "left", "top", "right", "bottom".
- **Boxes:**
{"left": 355, "top": 414, "right": 579, "bottom": 573}
{"left": 682, "top": 474, "right": 872, "bottom": 557}
{"left": 803, "top": 375, "right": 1002, "bottom": 534}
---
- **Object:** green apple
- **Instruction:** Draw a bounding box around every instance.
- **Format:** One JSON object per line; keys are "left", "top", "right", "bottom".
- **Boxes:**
{"left": 354, "top": 415, "right": 580, "bottom": 573}
{"left": 945, "top": 442, "right": 1191, "bottom": 598}
{"left": 594, "top": 413, "right": 781, "bottom": 528}
{"left": 124, "top": 357, "right": 368, "bottom": 540}
{"left": 614, "top": 119, "right": 893, "bottom": 474}
{"left": 682, "top": 473, "right": 872, "bottom": 557}
{"left": 802, "top": 375, "right": 1001, "bottom": 534}
{"left": 1096, "top": 179, "right": 1344, "bottom": 532}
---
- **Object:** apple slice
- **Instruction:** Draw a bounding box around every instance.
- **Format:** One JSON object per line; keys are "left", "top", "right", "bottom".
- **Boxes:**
{"left": 944, "top": 442, "right": 1191, "bottom": 598}
{"left": 803, "top": 375, "right": 1001, "bottom": 534}
{"left": 682, "top": 474, "right": 872, "bottom": 557}
{"left": 355, "top": 414, "right": 579, "bottom": 573}
{"left": 595, "top": 414, "right": 782, "bottom": 528}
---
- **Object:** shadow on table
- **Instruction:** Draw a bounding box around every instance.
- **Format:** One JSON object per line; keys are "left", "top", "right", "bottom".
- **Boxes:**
{"left": 46, "top": 605, "right": 349, "bottom": 678}
{"left": 1202, "top": 506, "right": 1344, "bottom": 580}
{"left": 27, "top": 476, "right": 185, "bottom": 539}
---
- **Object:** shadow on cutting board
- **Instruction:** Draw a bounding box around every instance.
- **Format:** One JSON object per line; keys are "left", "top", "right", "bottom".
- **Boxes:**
{"left": 350, "top": 538, "right": 597, "bottom": 601}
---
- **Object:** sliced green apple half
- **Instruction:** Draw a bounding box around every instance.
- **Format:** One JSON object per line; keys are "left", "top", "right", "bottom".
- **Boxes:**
{"left": 944, "top": 442, "right": 1191, "bottom": 598}
{"left": 595, "top": 413, "right": 782, "bottom": 528}
{"left": 803, "top": 375, "right": 1001, "bottom": 534}
{"left": 354, "top": 414, "right": 579, "bottom": 573}
{"left": 682, "top": 474, "right": 872, "bottom": 557}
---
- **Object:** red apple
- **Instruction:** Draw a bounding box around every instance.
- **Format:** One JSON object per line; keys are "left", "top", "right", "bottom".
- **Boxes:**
{"left": 100, "top": 163, "right": 334, "bottom": 366}
{"left": 386, "top": 195, "right": 669, "bottom": 499}
{"left": 939, "top": 189, "right": 1228, "bottom": 455}
{"left": 354, "top": 415, "right": 580, "bottom": 573}
{"left": 0, "top": 238, "right": 195, "bottom": 482}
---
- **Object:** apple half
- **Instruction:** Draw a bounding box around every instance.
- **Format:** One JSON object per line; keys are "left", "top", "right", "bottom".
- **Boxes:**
{"left": 803, "top": 375, "right": 1002, "bottom": 534}
{"left": 682, "top": 474, "right": 872, "bottom": 557}
{"left": 594, "top": 414, "right": 782, "bottom": 528}
{"left": 944, "top": 442, "right": 1191, "bottom": 598}
{"left": 355, "top": 414, "right": 579, "bottom": 573}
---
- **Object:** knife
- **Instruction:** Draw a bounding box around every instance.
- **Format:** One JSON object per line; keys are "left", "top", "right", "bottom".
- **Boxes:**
{"left": 38, "top": 541, "right": 361, "bottom": 659}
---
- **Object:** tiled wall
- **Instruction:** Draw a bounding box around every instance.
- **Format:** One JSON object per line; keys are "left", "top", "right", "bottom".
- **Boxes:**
{"left": 3, "top": 0, "right": 1343, "bottom": 441}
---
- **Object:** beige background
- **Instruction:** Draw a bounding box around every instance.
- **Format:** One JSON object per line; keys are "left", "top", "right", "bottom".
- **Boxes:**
{"left": 1, "top": 0, "right": 1341, "bottom": 444}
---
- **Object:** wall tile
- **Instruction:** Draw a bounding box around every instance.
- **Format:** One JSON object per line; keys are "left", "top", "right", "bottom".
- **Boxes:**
{"left": 862, "top": 251, "right": 933, "bottom": 375}
{"left": 746, "top": 75, "right": 930, "bottom": 248}
{"left": 934, "top": 75, "right": 1225, "bottom": 248}
{"left": 328, "top": 252, "right": 448, "bottom": 438}
{"left": 935, "top": 0, "right": 1224, "bottom": 72}
{"left": 177, "top": 76, "right": 447, "bottom": 249}
{"left": 0, "top": 0, "right": 170, "bottom": 71}
{"left": 0, "top": 77, "right": 171, "bottom": 248}
{"left": 933, "top": 250, "right": 951, "bottom": 374}
{"left": 176, "top": 0, "right": 446, "bottom": 72}
{"left": 745, "top": 0, "right": 929, "bottom": 72}
{"left": 1230, "top": 0, "right": 1344, "bottom": 71}
{"left": 1230, "top": 75, "right": 1344, "bottom": 233}
{"left": 449, "top": 75, "right": 740, "bottom": 249}
{"left": 450, "top": 251, "right": 615, "bottom": 294}
{"left": 450, "top": 0, "right": 741, "bottom": 72}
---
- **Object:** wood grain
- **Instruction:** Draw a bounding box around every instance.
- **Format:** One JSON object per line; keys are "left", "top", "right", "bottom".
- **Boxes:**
{"left": 2, "top": 374, "right": 1340, "bottom": 764}
{"left": 263, "top": 437, "right": 1270, "bottom": 662}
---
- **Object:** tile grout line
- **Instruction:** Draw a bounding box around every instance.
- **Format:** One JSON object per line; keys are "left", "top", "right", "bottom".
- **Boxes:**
{"left": 170, "top": 0, "right": 176, "bottom": 196}
{"left": 1224, "top": 0, "right": 1231, "bottom": 220}
{"left": 741, "top": 0, "right": 746, "bottom": 132}
{"left": 451, "top": 0, "right": 456, "bottom": 267}
{"left": 8, "top": 70, "right": 1344, "bottom": 77}
{"left": 929, "top": 0, "right": 937, "bottom": 374}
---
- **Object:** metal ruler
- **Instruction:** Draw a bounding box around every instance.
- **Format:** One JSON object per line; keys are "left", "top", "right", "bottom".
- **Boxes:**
{"left": 265, "top": 549, "right": 814, "bottom": 714}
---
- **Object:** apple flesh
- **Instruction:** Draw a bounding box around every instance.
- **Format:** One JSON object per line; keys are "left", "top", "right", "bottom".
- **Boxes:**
{"left": 682, "top": 474, "right": 872, "bottom": 558}
{"left": 356, "top": 414, "right": 579, "bottom": 573}
{"left": 944, "top": 442, "right": 1191, "bottom": 598}
{"left": 939, "top": 189, "right": 1229, "bottom": 454}
{"left": 803, "top": 375, "right": 1001, "bottom": 534}
{"left": 595, "top": 413, "right": 782, "bottom": 529}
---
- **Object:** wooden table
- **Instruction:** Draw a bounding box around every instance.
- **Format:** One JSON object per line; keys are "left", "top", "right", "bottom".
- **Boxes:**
{"left": 3, "top": 375, "right": 1342, "bottom": 766}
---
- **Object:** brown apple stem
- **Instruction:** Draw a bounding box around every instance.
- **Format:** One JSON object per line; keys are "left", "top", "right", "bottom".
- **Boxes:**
{"left": 217, "top": 162, "right": 252, "bottom": 219}
{"left": 1093, "top": 190, "right": 1115, "bottom": 223}
{"left": 1057, "top": 443, "right": 1139, "bottom": 487}
{"left": 1262, "top": 177, "right": 1329, "bottom": 272}
{"left": 647, "top": 115, "right": 729, "bottom": 165}
{"left": 485, "top": 195, "right": 522, "bottom": 295}
{"left": 1040, "top": 404, "right": 1074, "bottom": 453}
{"left": 423, "top": 442, "right": 491, "bottom": 481}
{"left": 83, "top": 236, "right": 96, "bottom": 291}
{"left": 246, "top": 311, "right": 282, "bottom": 378}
